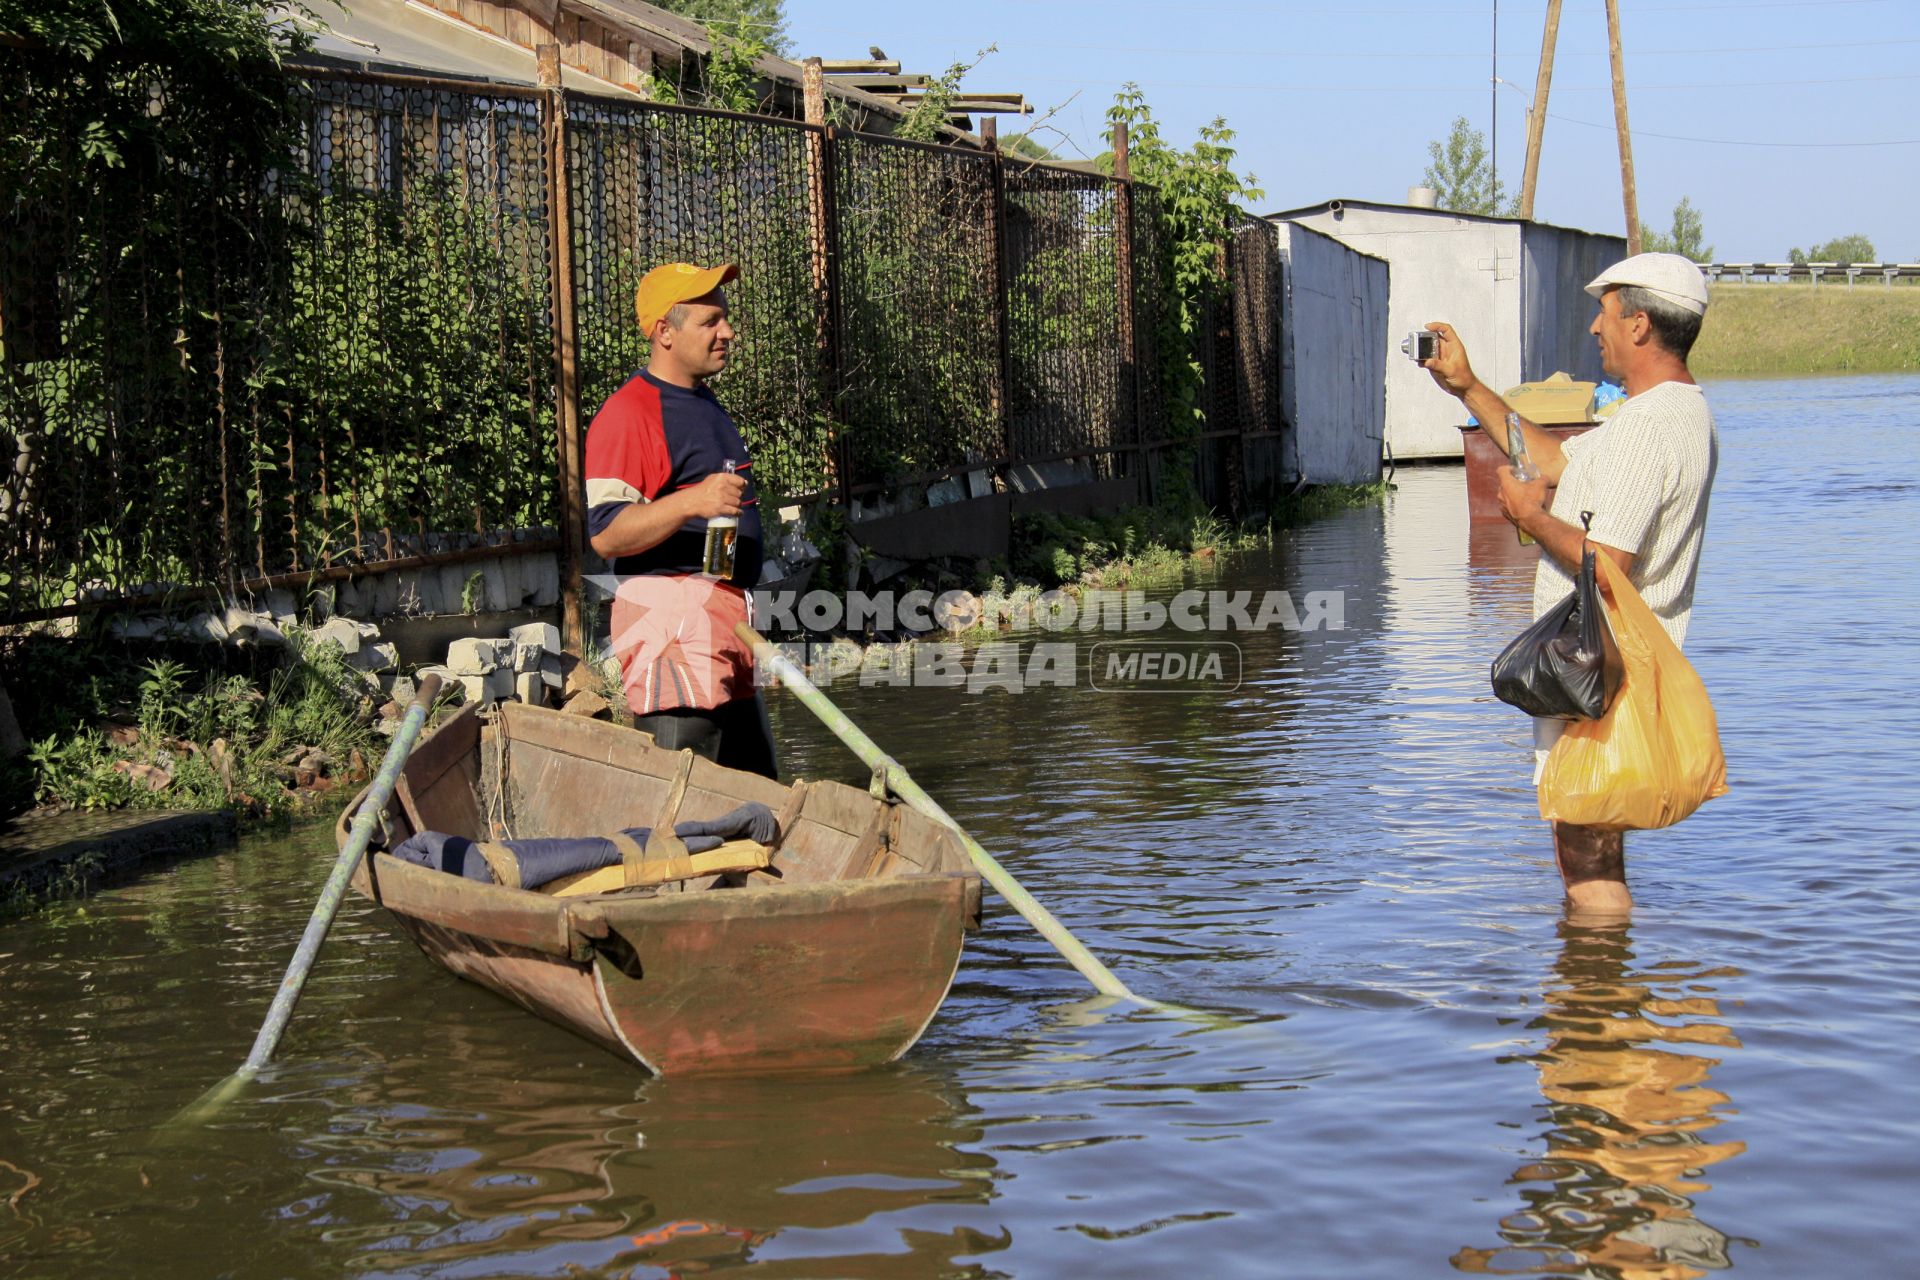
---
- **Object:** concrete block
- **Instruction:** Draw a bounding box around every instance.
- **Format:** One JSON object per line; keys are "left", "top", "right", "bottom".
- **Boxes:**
{"left": 445, "top": 636, "right": 508, "bottom": 675}
{"left": 393, "top": 570, "right": 426, "bottom": 616}
{"left": 258, "top": 588, "right": 299, "bottom": 625}
{"left": 368, "top": 571, "right": 401, "bottom": 618}
{"left": 966, "top": 468, "right": 995, "bottom": 500}
{"left": 252, "top": 617, "right": 288, "bottom": 648}
{"left": 333, "top": 577, "right": 366, "bottom": 618}
{"left": 178, "top": 611, "right": 229, "bottom": 644}
{"left": 484, "top": 561, "right": 521, "bottom": 613}
{"left": 540, "top": 653, "right": 565, "bottom": 689}
{"left": 510, "top": 621, "right": 561, "bottom": 655}
{"left": 926, "top": 477, "right": 966, "bottom": 507}
{"left": 350, "top": 641, "right": 398, "bottom": 673}
{"left": 526, "top": 555, "right": 561, "bottom": 608}
{"left": 384, "top": 673, "right": 418, "bottom": 705}
{"left": 412, "top": 667, "right": 455, "bottom": 703}
{"left": 109, "top": 614, "right": 168, "bottom": 637}
{"left": 309, "top": 617, "right": 364, "bottom": 656}
{"left": 441, "top": 566, "right": 473, "bottom": 615}
{"left": 514, "top": 671, "right": 544, "bottom": 705}
{"left": 454, "top": 671, "right": 511, "bottom": 707}
{"left": 221, "top": 606, "right": 261, "bottom": 642}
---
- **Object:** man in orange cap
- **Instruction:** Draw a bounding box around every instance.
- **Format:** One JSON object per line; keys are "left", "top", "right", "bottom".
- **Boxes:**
{"left": 583, "top": 262, "right": 778, "bottom": 778}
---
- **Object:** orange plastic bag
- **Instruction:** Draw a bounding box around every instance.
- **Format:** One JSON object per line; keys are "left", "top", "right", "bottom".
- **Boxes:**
{"left": 1537, "top": 555, "right": 1728, "bottom": 829}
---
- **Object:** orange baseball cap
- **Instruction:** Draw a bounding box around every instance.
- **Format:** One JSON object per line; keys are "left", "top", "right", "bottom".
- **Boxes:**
{"left": 634, "top": 261, "right": 740, "bottom": 331}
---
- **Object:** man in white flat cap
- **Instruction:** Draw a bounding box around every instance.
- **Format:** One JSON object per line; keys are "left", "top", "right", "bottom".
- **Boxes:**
{"left": 1422, "top": 252, "right": 1719, "bottom": 915}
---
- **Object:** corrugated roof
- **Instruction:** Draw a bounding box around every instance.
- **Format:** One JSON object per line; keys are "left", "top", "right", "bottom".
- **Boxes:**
{"left": 282, "top": 0, "right": 980, "bottom": 144}
{"left": 1267, "top": 198, "right": 1618, "bottom": 242}
{"left": 285, "top": 0, "right": 633, "bottom": 94}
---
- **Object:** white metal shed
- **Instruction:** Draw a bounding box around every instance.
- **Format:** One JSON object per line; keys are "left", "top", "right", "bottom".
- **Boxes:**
{"left": 1268, "top": 200, "right": 1625, "bottom": 459}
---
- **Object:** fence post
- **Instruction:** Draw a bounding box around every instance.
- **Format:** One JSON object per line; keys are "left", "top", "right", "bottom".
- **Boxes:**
{"left": 1112, "top": 122, "right": 1149, "bottom": 506}
{"left": 980, "top": 118, "right": 1014, "bottom": 473}
{"left": 539, "top": 44, "right": 587, "bottom": 660}
{"left": 801, "top": 59, "right": 849, "bottom": 513}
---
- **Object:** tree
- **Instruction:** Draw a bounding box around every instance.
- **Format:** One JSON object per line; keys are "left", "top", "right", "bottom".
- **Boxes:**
{"left": 650, "top": 0, "right": 789, "bottom": 55}
{"left": 1421, "top": 116, "right": 1511, "bottom": 217}
{"left": 1789, "top": 234, "right": 1876, "bottom": 265}
{"left": 1643, "top": 197, "right": 1713, "bottom": 263}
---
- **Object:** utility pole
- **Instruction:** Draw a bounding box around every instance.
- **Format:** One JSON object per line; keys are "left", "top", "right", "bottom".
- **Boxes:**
{"left": 1604, "top": 0, "right": 1642, "bottom": 253}
{"left": 1518, "top": 0, "right": 1561, "bottom": 221}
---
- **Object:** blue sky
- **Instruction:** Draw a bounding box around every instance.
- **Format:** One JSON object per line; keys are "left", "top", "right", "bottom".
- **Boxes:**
{"left": 784, "top": 0, "right": 1920, "bottom": 263}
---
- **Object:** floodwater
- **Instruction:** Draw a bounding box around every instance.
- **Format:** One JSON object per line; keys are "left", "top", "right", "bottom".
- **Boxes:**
{"left": 4, "top": 373, "right": 1917, "bottom": 1278}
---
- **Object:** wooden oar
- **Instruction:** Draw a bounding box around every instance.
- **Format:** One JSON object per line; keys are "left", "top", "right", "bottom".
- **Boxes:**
{"left": 170, "top": 674, "right": 443, "bottom": 1125}
{"left": 736, "top": 623, "right": 1141, "bottom": 1003}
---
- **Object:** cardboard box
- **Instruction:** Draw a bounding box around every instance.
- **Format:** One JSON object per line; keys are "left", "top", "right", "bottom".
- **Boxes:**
{"left": 1502, "top": 371, "right": 1596, "bottom": 425}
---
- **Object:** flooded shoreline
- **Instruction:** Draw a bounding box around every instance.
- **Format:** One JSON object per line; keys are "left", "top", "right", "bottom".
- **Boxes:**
{"left": 3, "top": 373, "right": 1917, "bottom": 1278}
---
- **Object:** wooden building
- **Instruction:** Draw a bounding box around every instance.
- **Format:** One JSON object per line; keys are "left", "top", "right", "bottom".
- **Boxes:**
{"left": 292, "top": 0, "right": 971, "bottom": 141}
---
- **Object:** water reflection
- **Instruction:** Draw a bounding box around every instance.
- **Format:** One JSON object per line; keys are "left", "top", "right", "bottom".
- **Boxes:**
{"left": 1454, "top": 920, "right": 1750, "bottom": 1278}
{"left": 305, "top": 1062, "right": 1002, "bottom": 1277}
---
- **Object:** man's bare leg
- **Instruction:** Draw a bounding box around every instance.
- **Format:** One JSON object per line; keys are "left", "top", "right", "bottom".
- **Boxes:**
{"left": 1553, "top": 822, "right": 1632, "bottom": 915}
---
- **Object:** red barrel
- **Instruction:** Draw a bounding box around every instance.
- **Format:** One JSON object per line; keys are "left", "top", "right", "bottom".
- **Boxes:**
{"left": 1459, "top": 423, "right": 1597, "bottom": 522}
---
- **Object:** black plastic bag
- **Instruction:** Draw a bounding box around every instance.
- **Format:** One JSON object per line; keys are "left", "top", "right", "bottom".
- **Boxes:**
{"left": 1490, "top": 521, "right": 1623, "bottom": 720}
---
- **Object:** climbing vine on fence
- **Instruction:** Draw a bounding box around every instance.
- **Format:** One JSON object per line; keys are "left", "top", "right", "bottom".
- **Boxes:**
{"left": 1105, "top": 84, "right": 1263, "bottom": 489}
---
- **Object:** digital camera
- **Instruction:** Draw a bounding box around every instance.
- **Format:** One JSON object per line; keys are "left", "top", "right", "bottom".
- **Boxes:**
{"left": 1400, "top": 330, "right": 1438, "bottom": 362}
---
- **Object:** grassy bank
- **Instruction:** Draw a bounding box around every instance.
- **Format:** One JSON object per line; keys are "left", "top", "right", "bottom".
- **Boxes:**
{"left": 1006, "top": 483, "right": 1391, "bottom": 593}
{"left": 0, "top": 634, "right": 388, "bottom": 824}
{"left": 932, "top": 482, "right": 1389, "bottom": 638}
{"left": 1691, "top": 284, "right": 1920, "bottom": 377}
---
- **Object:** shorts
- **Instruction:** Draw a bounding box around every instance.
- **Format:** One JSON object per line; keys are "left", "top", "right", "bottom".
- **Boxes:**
{"left": 609, "top": 574, "right": 756, "bottom": 715}
{"left": 1532, "top": 716, "right": 1566, "bottom": 786}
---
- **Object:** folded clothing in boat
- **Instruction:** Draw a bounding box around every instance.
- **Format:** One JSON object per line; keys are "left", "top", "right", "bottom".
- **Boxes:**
{"left": 391, "top": 801, "right": 777, "bottom": 890}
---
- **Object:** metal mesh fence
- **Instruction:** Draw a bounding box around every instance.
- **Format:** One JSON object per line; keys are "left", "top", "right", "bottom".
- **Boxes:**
{"left": 2, "top": 59, "right": 1280, "bottom": 625}
{"left": 831, "top": 134, "right": 1002, "bottom": 491}
{"left": 0, "top": 68, "right": 559, "bottom": 623}
{"left": 1005, "top": 164, "right": 1126, "bottom": 471}
{"left": 288, "top": 73, "right": 558, "bottom": 562}
{"left": 1228, "top": 219, "right": 1282, "bottom": 439}
{"left": 565, "top": 99, "right": 831, "bottom": 501}
{"left": 1, "top": 50, "right": 280, "bottom": 619}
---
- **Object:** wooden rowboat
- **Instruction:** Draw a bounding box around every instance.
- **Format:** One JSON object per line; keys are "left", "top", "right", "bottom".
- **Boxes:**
{"left": 335, "top": 700, "right": 982, "bottom": 1076}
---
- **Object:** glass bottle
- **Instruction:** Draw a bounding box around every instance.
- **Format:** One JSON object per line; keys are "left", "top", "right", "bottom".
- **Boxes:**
{"left": 701, "top": 461, "right": 740, "bottom": 579}
{"left": 1506, "top": 413, "right": 1537, "bottom": 546}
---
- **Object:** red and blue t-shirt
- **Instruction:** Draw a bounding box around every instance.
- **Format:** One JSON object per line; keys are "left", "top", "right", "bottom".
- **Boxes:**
{"left": 584, "top": 369, "right": 762, "bottom": 588}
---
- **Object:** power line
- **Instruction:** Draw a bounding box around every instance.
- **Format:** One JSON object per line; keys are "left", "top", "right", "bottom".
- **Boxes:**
{"left": 1542, "top": 110, "right": 1920, "bottom": 147}
{"left": 883, "top": 35, "right": 1920, "bottom": 61}
{"left": 1016, "top": 71, "right": 1920, "bottom": 94}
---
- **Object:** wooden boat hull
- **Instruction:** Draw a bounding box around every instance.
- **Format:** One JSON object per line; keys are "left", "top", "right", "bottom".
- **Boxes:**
{"left": 340, "top": 701, "right": 980, "bottom": 1076}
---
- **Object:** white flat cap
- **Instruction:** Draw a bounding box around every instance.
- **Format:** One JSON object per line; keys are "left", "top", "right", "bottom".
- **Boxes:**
{"left": 1584, "top": 252, "right": 1710, "bottom": 316}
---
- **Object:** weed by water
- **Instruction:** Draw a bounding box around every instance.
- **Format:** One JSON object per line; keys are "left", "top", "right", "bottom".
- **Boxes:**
{"left": 0, "top": 851, "right": 107, "bottom": 920}
{"left": 3, "top": 629, "right": 381, "bottom": 822}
